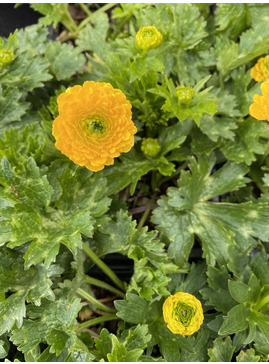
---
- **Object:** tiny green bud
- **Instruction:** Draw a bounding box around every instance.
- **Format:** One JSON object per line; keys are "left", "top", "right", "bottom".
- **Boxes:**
{"left": 0, "top": 49, "right": 14, "bottom": 69}
{"left": 176, "top": 86, "right": 195, "bottom": 104}
{"left": 141, "top": 138, "right": 161, "bottom": 157}
{"left": 135, "top": 26, "right": 162, "bottom": 51}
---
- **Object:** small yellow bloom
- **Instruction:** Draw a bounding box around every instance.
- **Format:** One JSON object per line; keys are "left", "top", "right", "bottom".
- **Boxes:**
{"left": 135, "top": 26, "right": 162, "bottom": 51}
{"left": 251, "top": 55, "right": 269, "bottom": 82}
{"left": 163, "top": 292, "right": 204, "bottom": 335}
{"left": 52, "top": 81, "right": 137, "bottom": 172}
{"left": 249, "top": 80, "right": 269, "bottom": 122}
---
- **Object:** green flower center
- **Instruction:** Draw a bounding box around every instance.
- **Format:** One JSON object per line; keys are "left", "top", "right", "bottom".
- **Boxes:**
{"left": 84, "top": 117, "right": 105, "bottom": 135}
{"left": 265, "top": 59, "right": 269, "bottom": 72}
{"left": 143, "top": 28, "right": 155, "bottom": 39}
{"left": 174, "top": 302, "right": 194, "bottom": 327}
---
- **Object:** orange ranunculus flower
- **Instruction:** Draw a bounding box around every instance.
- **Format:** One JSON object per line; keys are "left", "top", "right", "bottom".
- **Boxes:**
{"left": 163, "top": 292, "right": 204, "bottom": 335}
{"left": 249, "top": 80, "right": 269, "bottom": 122}
{"left": 251, "top": 55, "right": 269, "bottom": 82}
{"left": 52, "top": 81, "right": 137, "bottom": 172}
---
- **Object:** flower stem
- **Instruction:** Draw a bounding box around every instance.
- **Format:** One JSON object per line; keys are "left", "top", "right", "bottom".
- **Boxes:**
{"left": 73, "top": 314, "right": 118, "bottom": 333}
{"left": 254, "top": 292, "right": 269, "bottom": 311}
{"left": 77, "top": 287, "right": 116, "bottom": 314}
{"left": 60, "top": 4, "right": 79, "bottom": 33}
{"left": 137, "top": 192, "right": 157, "bottom": 231}
{"left": 79, "top": 3, "right": 92, "bottom": 17}
{"left": 84, "top": 276, "right": 125, "bottom": 298}
{"left": 248, "top": 168, "right": 266, "bottom": 194}
{"left": 259, "top": 140, "right": 269, "bottom": 166}
{"left": 77, "top": 3, "right": 117, "bottom": 32}
{"left": 219, "top": 73, "right": 224, "bottom": 90}
{"left": 82, "top": 242, "right": 125, "bottom": 291}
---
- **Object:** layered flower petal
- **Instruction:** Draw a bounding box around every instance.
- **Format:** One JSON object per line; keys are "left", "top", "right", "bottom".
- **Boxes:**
{"left": 135, "top": 26, "right": 162, "bottom": 51}
{"left": 251, "top": 55, "right": 269, "bottom": 82}
{"left": 249, "top": 80, "right": 269, "bottom": 122}
{"left": 163, "top": 292, "right": 204, "bottom": 335}
{"left": 52, "top": 81, "right": 137, "bottom": 172}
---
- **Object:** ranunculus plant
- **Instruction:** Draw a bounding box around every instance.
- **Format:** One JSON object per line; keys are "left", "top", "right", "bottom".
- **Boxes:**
{"left": 0, "top": 3, "right": 269, "bottom": 362}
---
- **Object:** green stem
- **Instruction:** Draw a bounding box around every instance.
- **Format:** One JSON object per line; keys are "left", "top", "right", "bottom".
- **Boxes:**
{"left": 249, "top": 170, "right": 266, "bottom": 194}
{"left": 60, "top": 4, "right": 79, "bottom": 33}
{"left": 259, "top": 140, "right": 269, "bottom": 166}
{"left": 57, "top": 31, "right": 76, "bottom": 42}
{"left": 84, "top": 276, "right": 125, "bottom": 298}
{"left": 73, "top": 314, "right": 118, "bottom": 333}
{"left": 254, "top": 293, "right": 269, "bottom": 311}
{"left": 77, "top": 3, "right": 117, "bottom": 32}
{"left": 82, "top": 242, "right": 125, "bottom": 291}
{"left": 219, "top": 73, "right": 224, "bottom": 90}
{"left": 77, "top": 288, "right": 116, "bottom": 314}
{"left": 79, "top": 3, "right": 92, "bottom": 17}
{"left": 137, "top": 192, "right": 157, "bottom": 231}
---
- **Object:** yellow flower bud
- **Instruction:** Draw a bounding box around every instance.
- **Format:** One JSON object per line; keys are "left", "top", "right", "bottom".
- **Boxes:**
{"left": 176, "top": 86, "right": 195, "bottom": 104}
{"left": 0, "top": 49, "right": 14, "bottom": 69}
{"left": 141, "top": 138, "right": 161, "bottom": 157}
{"left": 135, "top": 26, "right": 162, "bottom": 51}
{"left": 251, "top": 55, "right": 269, "bottom": 82}
{"left": 163, "top": 292, "right": 204, "bottom": 335}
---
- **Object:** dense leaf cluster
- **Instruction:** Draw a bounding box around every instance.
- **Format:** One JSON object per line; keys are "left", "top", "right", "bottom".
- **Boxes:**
{"left": 0, "top": 3, "right": 269, "bottom": 362}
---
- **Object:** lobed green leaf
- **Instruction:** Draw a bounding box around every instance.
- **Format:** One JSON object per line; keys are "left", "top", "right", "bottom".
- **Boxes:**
{"left": 208, "top": 336, "right": 235, "bottom": 362}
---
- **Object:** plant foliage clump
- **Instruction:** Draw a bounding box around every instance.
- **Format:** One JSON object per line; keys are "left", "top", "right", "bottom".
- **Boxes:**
{"left": 0, "top": 3, "right": 269, "bottom": 362}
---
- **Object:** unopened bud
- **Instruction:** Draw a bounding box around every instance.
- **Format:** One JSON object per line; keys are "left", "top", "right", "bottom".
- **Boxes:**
{"left": 141, "top": 138, "right": 161, "bottom": 157}
{"left": 0, "top": 49, "right": 14, "bottom": 68}
{"left": 176, "top": 86, "right": 195, "bottom": 104}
